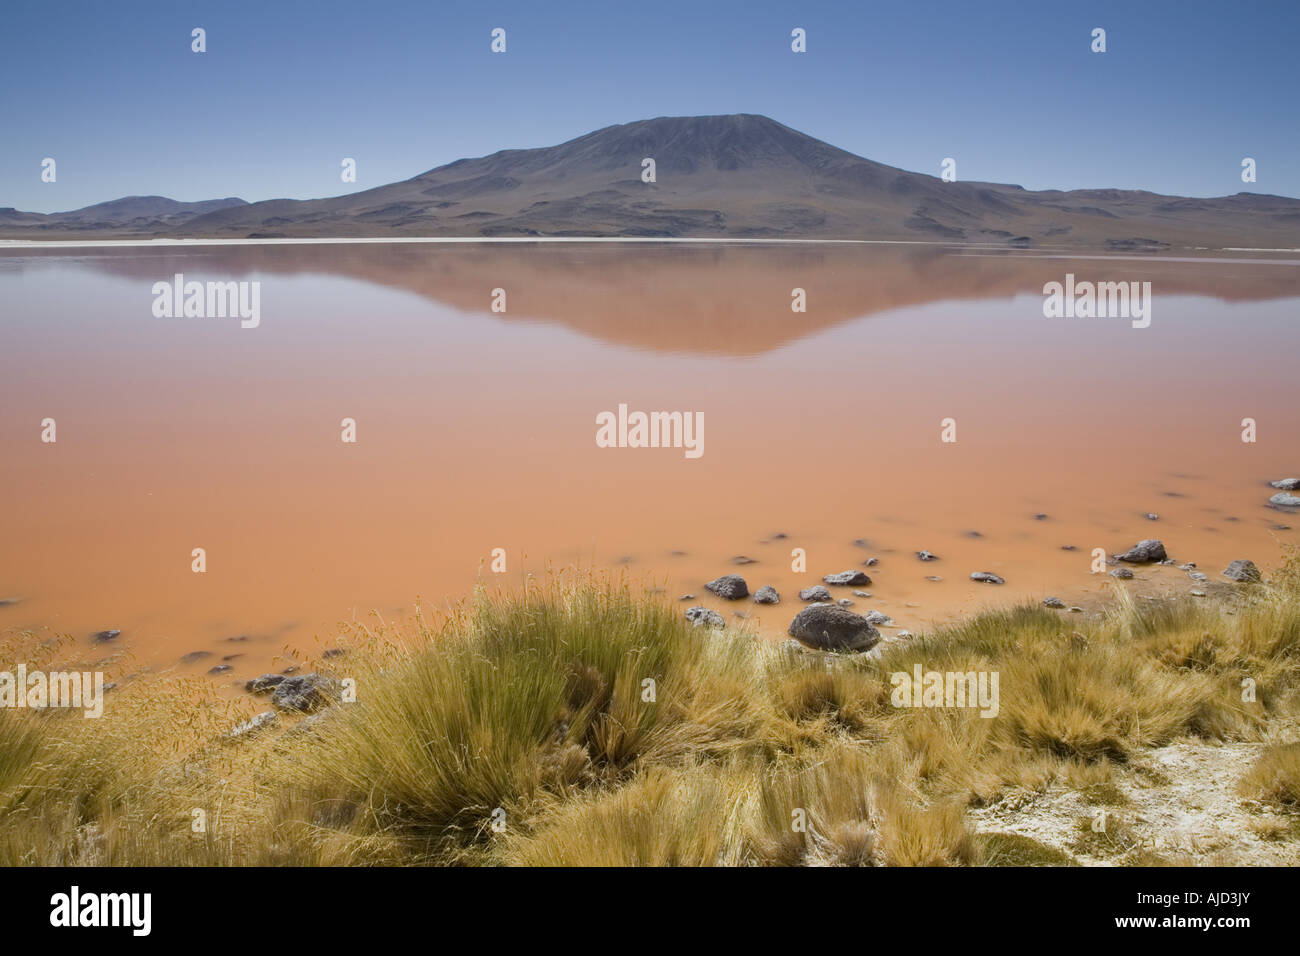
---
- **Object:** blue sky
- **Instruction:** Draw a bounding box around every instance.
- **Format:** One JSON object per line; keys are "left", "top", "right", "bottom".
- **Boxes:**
{"left": 3, "top": 0, "right": 1297, "bottom": 212}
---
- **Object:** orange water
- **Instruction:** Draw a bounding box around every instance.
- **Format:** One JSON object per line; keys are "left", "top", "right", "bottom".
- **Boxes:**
{"left": 1, "top": 242, "right": 1297, "bottom": 683}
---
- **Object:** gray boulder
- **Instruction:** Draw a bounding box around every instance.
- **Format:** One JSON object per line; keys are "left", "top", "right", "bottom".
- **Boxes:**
{"left": 1270, "top": 478, "right": 1300, "bottom": 491}
{"left": 1043, "top": 596, "right": 1066, "bottom": 609}
{"left": 970, "top": 572, "right": 1005, "bottom": 585}
{"left": 787, "top": 605, "right": 881, "bottom": 653}
{"left": 1110, "top": 568, "right": 1134, "bottom": 580}
{"left": 271, "top": 673, "right": 342, "bottom": 713}
{"left": 753, "top": 585, "right": 780, "bottom": 605}
{"left": 704, "top": 574, "right": 749, "bottom": 600}
{"left": 798, "top": 585, "right": 831, "bottom": 602}
{"left": 1269, "top": 492, "right": 1300, "bottom": 508}
{"left": 1115, "top": 539, "right": 1167, "bottom": 563}
{"left": 1222, "top": 559, "right": 1261, "bottom": 583}
{"left": 685, "top": 606, "right": 725, "bottom": 629}
{"left": 824, "top": 570, "right": 871, "bottom": 586}
{"left": 245, "top": 673, "right": 287, "bottom": 694}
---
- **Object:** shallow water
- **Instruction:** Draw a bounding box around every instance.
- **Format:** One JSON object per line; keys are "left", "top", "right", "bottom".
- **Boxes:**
{"left": 1, "top": 242, "right": 1297, "bottom": 680}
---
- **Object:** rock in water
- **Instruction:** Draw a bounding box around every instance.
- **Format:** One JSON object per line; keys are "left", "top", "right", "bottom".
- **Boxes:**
{"left": 1110, "top": 568, "right": 1134, "bottom": 579}
{"left": 271, "top": 673, "right": 341, "bottom": 713}
{"left": 1269, "top": 492, "right": 1300, "bottom": 508}
{"left": 798, "top": 585, "right": 831, "bottom": 602}
{"left": 245, "top": 673, "right": 287, "bottom": 694}
{"left": 787, "top": 605, "right": 881, "bottom": 652}
{"left": 1270, "top": 478, "right": 1300, "bottom": 490}
{"left": 970, "top": 572, "right": 1005, "bottom": 585}
{"left": 1222, "top": 559, "right": 1261, "bottom": 583}
{"left": 824, "top": 570, "right": 871, "bottom": 586}
{"left": 916, "top": 550, "right": 940, "bottom": 562}
{"left": 863, "top": 610, "right": 894, "bottom": 626}
{"left": 704, "top": 574, "right": 749, "bottom": 600}
{"left": 1115, "top": 539, "right": 1167, "bottom": 563}
{"left": 685, "top": 606, "right": 725, "bottom": 629}
{"left": 91, "top": 629, "right": 121, "bottom": 643}
{"left": 753, "top": 585, "right": 780, "bottom": 605}
{"left": 1043, "top": 596, "right": 1065, "bottom": 609}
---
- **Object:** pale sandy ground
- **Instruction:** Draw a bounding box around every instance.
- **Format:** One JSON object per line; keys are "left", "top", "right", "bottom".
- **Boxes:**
{"left": 969, "top": 721, "right": 1300, "bottom": 866}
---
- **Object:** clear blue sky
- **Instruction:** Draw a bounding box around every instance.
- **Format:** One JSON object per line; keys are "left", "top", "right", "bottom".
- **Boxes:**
{"left": 3, "top": 0, "right": 1297, "bottom": 213}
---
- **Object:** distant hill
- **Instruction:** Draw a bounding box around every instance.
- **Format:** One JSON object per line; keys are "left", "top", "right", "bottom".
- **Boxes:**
{"left": 0, "top": 195, "right": 247, "bottom": 232}
{"left": 3, "top": 115, "right": 1299, "bottom": 248}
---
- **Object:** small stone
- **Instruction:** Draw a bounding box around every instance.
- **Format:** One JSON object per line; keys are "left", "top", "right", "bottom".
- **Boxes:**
{"left": 1110, "top": 568, "right": 1134, "bottom": 580}
{"left": 208, "top": 665, "right": 233, "bottom": 675}
{"left": 853, "top": 590, "right": 872, "bottom": 598}
{"left": 917, "top": 550, "right": 940, "bottom": 562}
{"left": 824, "top": 570, "right": 871, "bottom": 586}
{"left": 678, "top": 594, "right": 695, "bottom": 601}
{"left": 753, "top": 585, "right": 780, "bottom": 605}
{"left": 970, "top": 572, "right": 1005, "bottom": 585}
{"left": 1270, "top": 478, "right": 1300, "bottom": 490}
{"left": 705, "top": 574, "right": 749, "bottom": 600}
{"left": 685, "top": 606, "right": 726, "bottom": 629}
{"left": 179, "top": 651, "right": 212, "bottom": 664}
{"left": 864, "top": 610, "right": 894, "bottom": 626}
{"left": 863, "top": 557, "right": 879, "bottom": 567}
{"left": 925, "top": 575, "right": 943, "bottom": 582}
{"left": 1061, "top": 545, "right": 1077, "bottom": 551}
{"left": 227, "top": 711, "right": 279, "bottom": 740}
{"left": 1043, "top": 596, "right": 1066, "bottom": 609}
{"left": 1144, "top": 513, "right": 1159, "bottom": 521}
{"left": 837, "top": 599, "right": 854, "bottom": 607}
{"left": 731, "top": 555, "right": 758, "bottom": 566}
{"left": 1269, "top": 492, "right": 1300, "bottom": 508}
{"left": 1068, "top": 606, "right": 1084, "bottom": 613}
{"left": 799, "top": 585, "right": 832, "bottom": 602}
{"left": 1222, "top": 559, "right": 1261, "bottom": 583}
{"left": 91, "top": 630, "right": 121, "bottom": 644}
{"left": 1188, "top": 571, "right": 1208, "bottom": 582}
{"left": 1033, "top": 513, "right": 1049, "bottom": 521}
{"left": 1191, "top": 590, "right": 1207, "bottom": 597}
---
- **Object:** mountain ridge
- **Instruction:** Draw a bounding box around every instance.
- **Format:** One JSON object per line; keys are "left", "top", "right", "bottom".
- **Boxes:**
{"left": 4, "top": 115, "right": 1299, "bottom": 248}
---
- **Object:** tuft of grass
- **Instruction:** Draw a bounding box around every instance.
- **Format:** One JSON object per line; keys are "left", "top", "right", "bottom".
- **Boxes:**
{"left": 1239, "top": 742, "right": 1300, "bottom": 808}
{"left": 979, "top": 832, "right": 1078, "bottom": 866}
